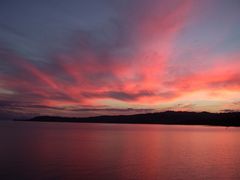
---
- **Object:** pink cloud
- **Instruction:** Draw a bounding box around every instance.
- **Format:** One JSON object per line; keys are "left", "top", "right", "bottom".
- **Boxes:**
{"left": 1, "top": 0, "right": 239, "bottom": 117}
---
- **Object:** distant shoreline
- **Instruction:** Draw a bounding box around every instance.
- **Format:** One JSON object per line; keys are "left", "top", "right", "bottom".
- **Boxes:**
{"left": 16, "top": 111, "right": 240, "bottom": 127}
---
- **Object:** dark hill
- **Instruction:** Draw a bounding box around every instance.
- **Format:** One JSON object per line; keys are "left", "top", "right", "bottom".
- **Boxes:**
{"left": 18, "top": 111, "right": 240, "bottom": 127}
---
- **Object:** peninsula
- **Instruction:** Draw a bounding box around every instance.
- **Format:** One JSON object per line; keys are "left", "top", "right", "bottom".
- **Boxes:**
{"left": 19, "top": 111, "right": 240, "bottom": 127}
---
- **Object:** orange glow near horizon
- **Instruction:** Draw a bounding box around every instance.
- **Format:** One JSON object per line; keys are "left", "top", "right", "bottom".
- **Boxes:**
{"left": 0, "top": 0, "right": 240, "bottom": 118}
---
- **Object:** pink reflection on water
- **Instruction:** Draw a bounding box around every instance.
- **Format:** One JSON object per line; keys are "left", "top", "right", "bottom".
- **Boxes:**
{"left": 0, "top": 122, "right": 240, "bottom": 179}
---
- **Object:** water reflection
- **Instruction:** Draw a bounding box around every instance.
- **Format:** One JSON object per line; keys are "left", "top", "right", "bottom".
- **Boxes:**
{"left": 0, "top": 122, "right": 240, "bottom": 179}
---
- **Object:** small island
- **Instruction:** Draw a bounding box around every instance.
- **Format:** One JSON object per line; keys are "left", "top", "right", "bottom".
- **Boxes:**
{"left": 18, "top": 111, "right": 240, "bottom": 127}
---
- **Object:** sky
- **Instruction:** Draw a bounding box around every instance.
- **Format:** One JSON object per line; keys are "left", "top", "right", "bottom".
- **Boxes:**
{"left": 0, "top": 0, "right": 240, "bottom": 119}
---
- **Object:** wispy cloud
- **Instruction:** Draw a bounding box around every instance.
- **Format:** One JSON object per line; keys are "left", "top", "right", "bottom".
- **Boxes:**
{"left": 0, "top": 0, "right": 240, "bottom": 118}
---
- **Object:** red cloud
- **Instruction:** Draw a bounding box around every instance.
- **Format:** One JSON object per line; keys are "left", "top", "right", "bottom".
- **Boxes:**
{"left": 171, "top": 56, "right": 240, "bottom": 93}
{"left": 1, "top": 0, "right": 239, "bottom": 117}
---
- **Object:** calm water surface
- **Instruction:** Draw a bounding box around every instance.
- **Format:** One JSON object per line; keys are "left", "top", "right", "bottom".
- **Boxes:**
{"left": 0, "top": 121, "right": 240, "bottom": 180}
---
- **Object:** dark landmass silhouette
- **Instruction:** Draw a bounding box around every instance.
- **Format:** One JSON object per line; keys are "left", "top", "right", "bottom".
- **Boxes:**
{"left": 17, "top": 111, "right": 240, "bottom": 127}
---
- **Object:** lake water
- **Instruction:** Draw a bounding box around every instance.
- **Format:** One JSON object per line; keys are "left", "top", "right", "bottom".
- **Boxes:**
{"left": 0, "top": 121, "right": 240, "bottom": 180}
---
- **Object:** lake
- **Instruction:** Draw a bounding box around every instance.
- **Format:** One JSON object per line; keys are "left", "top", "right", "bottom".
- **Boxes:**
{"left": 0, "top": 121, "right": 240, "bottom": 179}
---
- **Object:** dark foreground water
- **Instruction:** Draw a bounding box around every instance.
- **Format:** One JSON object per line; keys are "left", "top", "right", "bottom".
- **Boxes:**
{"left": 0, "top": 121, "right": 240, "bottom": 180}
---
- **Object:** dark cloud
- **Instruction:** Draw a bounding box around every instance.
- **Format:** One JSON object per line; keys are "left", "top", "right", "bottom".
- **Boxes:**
{"left": 106, "top": 91, "right": 153, "bottom": 101}
{"left": 221, "top": 109, "right": 239, "bottom": 113}
{"left": 0, "top": 99, "right": 155, "bottom": 120}
{"left": 1, "top": 0, "right": 240, "bottom": 119}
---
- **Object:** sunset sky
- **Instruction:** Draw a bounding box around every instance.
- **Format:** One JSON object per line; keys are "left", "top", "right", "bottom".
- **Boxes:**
{"left": 0, "top": 0, "right": 240, "bottom": 119}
